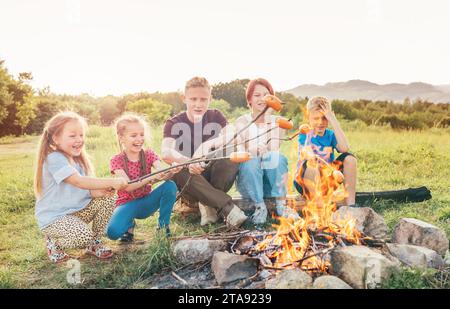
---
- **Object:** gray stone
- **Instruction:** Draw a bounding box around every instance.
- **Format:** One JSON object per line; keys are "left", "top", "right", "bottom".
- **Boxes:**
{"left": 173, "top": 238, "right": 228, "bottom": 265}
{"left": 258, "top": 269, "right": 273, "bottom": 280}
{"left": 392, "top": 218, "right": 448, "bottom": 256}
{"left": 445, "top": 250, "right": 450, "bottom": 266}
{"left": 313, "top": 275, "right": 353, "bottom": 289}
{"left": 245, "top": 281, "right": 266, "bottom": 289}
{"left": 211, "top": 252, "right": 259, "bottom": 285}
{"left": 332, "top": 206, "right": 388, "bottom": 239}
{"left": 329, "top": 245, "right": 400, "bottom": 289}
{"left": 386, "top": 243, "right": 445, "bottom": 269}
{"left": 265, "top": 269, "right": 313, "bottom": 289}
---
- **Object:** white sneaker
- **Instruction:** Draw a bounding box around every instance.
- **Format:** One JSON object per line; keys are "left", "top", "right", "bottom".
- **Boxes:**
{"left": 199, "top": 202, "right": 219, "bottom": 226}
{"left": 251, "top": 202, "right": 268, "bottom": 224}
{"left": 276, "top": 204, "right": 300, "bottom": 219}
{"left": 225, "top": 204, "right": 248, "bottom": 228}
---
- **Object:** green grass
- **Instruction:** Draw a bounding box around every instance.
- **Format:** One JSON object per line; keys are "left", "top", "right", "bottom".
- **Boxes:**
{"left": 382, "top": 266, "right": 449, "bottom": 289}
{"left": 0, "top": 134, "right": 37, "bottom": 145}
{"left": 0, "top": 124, "right": 449, "bottom": 288}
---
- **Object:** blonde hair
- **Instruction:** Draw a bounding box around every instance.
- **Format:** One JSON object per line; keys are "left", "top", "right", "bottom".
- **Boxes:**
{"left": 306, "top": 96, "right": 331, "bottom": 111}
{"left": 114, "top": 113, "right": 150, "bottom": 152}
{"left": 184, "top": 76, "right": 211, "bottom": 93}
{"left": 34, "top": 111, "right": 93, "bottom": 198}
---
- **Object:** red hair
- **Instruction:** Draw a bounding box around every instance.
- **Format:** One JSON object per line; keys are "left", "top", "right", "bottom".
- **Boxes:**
{"left": 245, "top": 78, "right": 274, "bottom": 105}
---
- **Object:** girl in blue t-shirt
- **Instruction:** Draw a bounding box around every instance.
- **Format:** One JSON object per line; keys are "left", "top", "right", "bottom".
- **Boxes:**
{"left": 294, "top": 97, "right": 357, "bottom": 207}
{"left": 34, "top": 111, "right": 128, "bottom": 263}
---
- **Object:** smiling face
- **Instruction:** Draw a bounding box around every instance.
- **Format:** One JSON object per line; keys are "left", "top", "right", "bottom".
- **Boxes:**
{"left": 119, "top": 122, "right": 145, "bottom": 155}
{"left": 308, "top": 108, "right": 329, "bottom": 136}
{"left": 53, "top": 120, "right": 85, "bottom": 158}
{"left": 183, "top": 86, "right": 211, "bottom": 123}
{"left": 248, "top": 84, "right": 271, "bottom": 114}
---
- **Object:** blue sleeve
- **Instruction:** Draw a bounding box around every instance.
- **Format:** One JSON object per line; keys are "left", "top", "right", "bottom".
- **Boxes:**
{"left": 298, "top": 134, "right": 306, "bottom": 146}
{"left": 46, "top": 152, "right": 78, "bottom": 184}
{"left": 329, "top": 130, "right": 338, "bottom": 151}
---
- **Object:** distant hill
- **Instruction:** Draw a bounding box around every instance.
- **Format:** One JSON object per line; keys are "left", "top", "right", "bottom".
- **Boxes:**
{"left": 285, "top": 80, "right": 450, "bottom": 103}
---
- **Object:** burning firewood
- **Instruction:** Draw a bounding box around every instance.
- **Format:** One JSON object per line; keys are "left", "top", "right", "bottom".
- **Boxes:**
{"left": 226, "top": 138, "right": 387, "bottom": 275}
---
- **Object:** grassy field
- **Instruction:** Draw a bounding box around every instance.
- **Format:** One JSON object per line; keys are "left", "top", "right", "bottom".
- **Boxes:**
{"left": 0, "top": 122, "right": 449, "bottom": 288}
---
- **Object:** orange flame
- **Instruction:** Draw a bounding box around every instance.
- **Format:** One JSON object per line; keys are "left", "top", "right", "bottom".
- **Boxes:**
{"left": 252, "top": 137, "right": 361, "bottom": 273}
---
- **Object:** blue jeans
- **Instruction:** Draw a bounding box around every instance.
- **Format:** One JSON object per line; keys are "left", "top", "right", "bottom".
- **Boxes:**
{"left": 236, "top": 152, "right": 288, "bottom": 204}
{"left": 107, "top": 181, "right": 177, "bottom": 240}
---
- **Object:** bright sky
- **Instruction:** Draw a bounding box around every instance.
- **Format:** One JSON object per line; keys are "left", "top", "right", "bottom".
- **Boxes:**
{"left": 1, "top": 0, "right": 449, "bottom": 96}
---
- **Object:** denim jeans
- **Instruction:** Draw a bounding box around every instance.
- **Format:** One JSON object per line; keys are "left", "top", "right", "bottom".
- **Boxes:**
{"left": 107, "top": 181, "right": 177, "bottom": 240}
{"left": 236, "top": 152, "right": 288, "bottom": 204}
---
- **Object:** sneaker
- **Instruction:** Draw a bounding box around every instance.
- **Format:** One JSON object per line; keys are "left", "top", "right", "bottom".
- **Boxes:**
{"left": 199, "top": 202, "right": 219, "bottom": 226}
{"left": 119, "top": 232, "right": 134, "bottom": 243}
{"left": 276, "top": 204, "right": 300, "bottom": 219}
{"left": 251, "top": 202, "right": 268, "bottom": 224}
{"left": 225, "top": 204, "right": 248, "bottom": 228}
{"left": 275, "top": 200, "right": 300, "bottom": 219}
{"left": 157, "top": 226, "right": 171, "bottom": 237}
{"left": 86, "top": 239, "right": 114, "bottom": 259}
{"left": 119, "top": 220, "right": 136, "bottom": 243}
{"left": 45, "top": 235, "right": 70, "bottom": 263}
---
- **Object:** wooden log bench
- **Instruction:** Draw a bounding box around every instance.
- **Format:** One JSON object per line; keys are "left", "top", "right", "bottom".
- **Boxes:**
{"left": 174, "top": 187, "right": 431, "bottom": 216}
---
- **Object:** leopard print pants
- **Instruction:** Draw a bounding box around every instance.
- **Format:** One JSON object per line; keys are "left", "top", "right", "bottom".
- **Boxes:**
{"left": 42, "top": 196, "right": 116, "bottom": 250}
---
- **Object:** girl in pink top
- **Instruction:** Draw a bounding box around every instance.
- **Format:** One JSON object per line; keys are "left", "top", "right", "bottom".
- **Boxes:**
{"left": 107, "top": 114, "right": 181, "bottom": 241}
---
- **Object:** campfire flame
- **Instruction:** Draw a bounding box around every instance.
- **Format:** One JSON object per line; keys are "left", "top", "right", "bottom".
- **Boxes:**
{"left": 245, "top": 131, "right": 363, "bottom": 273}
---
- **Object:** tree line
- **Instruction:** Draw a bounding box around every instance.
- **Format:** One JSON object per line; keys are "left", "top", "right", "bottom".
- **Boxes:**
{"left": 1, "top": 60, "right": 449, "bottom": 137}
